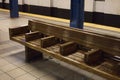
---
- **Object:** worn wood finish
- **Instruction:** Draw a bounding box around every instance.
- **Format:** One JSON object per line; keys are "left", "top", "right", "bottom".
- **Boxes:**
{"left": 9, "top": 20, "right": 120, "bottom": 80}
{"left": 25, "top": 46, "right": 43, "bottom": 62}
{"left": 104, "top": 56, "right": 120, "bottom": 75}
{"left": 28, "top": 39, "right": 41, "bottom": 46}
{"left": 11, "top": 35, "right": 26, "bottom": 45}
{"left": 60, "top": 42, "right": 78, "bottom": 56}
{"left": 25, "top": 41, "right": 120, "bottom": 80}
{"left": 40, "top": 36, "right": 59, "bottom": 48}
{"left": 9, "top": 26, "right": 29, "bottom": 45}
{"left": 9, "top": 26, "right": 29, "bottom": 38}
{"left": 84, "top": 49, "right": 104, "bottom": 66}
{"left": 97, "top": 61, "right": 120, "bottom": 77}
{"left": 29, "top": 20, "right": 120, "bottom": 56}
{"left": 25, "top": 31, "right": 44, "bottom": 42}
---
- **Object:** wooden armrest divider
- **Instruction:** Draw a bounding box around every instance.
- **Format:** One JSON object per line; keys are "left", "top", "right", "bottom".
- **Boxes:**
{"left": 25, "top": 31, "right": 43, "bottom": 42}
{"left": 9, "top": 26, "right": 29, "bottom": 38}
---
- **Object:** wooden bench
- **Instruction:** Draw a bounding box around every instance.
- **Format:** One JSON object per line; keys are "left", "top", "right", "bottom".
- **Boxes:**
{"left": 9, "top": 20, "right": 120, "bottom": 80}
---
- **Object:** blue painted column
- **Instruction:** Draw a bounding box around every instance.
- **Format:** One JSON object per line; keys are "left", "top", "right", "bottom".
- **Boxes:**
{"left": 10, "top": 0, "right": 19, "bottom": 18}
{"left": 70, "top": 0, "right": 84, "bottom": 29}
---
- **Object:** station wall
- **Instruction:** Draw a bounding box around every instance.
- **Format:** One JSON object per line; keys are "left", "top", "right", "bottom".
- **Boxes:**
{"left": 0, "top": 0, "right": 120, "bottom": 28}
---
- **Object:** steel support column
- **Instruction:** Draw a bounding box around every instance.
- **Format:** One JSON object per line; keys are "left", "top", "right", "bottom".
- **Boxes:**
{"left": 10, "top": 0, "right": 19, "bottom": 18}
{"left": 70, "top": 0, "right": 84, "bottom": 29}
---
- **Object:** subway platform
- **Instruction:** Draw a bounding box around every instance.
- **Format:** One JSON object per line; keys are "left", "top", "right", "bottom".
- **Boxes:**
{"left": 0, "top": 9, "right": 119, "bottom": 80}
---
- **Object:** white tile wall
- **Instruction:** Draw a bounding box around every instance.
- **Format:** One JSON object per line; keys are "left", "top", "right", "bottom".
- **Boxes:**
{"left": 52, "top": 0, "right": 70, "bottom": 9}
{"left": 94, "top": 1, "right": 105, "bottom": 13}
{"left": 3, "top": 0, "right": 120, "bottom": 16}
{"left": 85, "top": 0, "right": 94, "bottom": 12}
{"left": 104, "top": 0, "right": 120, "bottom": 15}
{"left": 25, "top": 0, "right": 38, "bottom": 5}
{"left": 24, "top": 0, "right": 51, "bottom": 7}
{"left": 38, "top": 0, "right": 51, "bottom": 7}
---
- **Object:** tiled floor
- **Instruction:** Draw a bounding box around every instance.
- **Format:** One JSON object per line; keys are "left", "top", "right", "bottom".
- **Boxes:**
{"left": 0, "top": 11, "right": 108, "bottom": 80}
{"left": 0, "top": 40, "right": 91, "bottom": 80}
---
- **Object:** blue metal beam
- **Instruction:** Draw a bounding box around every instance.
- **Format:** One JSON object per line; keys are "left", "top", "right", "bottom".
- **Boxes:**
{"left": 10, "top": 0, "right": 19, "bottom": 18}
{"left": 70, "top": 0, "right": 84, "bottom": 29}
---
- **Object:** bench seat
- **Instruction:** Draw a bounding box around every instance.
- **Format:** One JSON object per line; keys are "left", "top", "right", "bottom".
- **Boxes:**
{"left": 9, "top": 20, "right": 120, "bottom": 80}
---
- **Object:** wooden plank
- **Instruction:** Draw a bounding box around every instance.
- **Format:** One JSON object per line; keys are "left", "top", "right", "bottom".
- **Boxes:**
{"left": 11, "top": 34, "right": 25, "bottom": 45}
{"left": 29, "top": 20, "right": 120, "bottom": 56}
{"left": 25, "top": 31, "right": 43, "bottom": 42}
{"left": 96, "top": 61, "right": 120, "bottom": 76}
{"left": 9, "top": 26, "right": 29, "bottom": 37}
{"left": 60, "top": 42, "right": 78, "bottom": 56}
{"left": 84, "top": 49, "right": 104, "bottom": 66}
{"left": 28, "top": 39, "right": 41, "bottom": 46}
{"left": 25, "top": 41, "right": 120, "bottom": 80}
{"left": 104, "top": 58, "right": 120, "bottom": 75}
{"left": 40, "top": 36, "right": 59, "bottom": 48}
{"left": 70, "top": 52, "right": 85, "bottom": 61}
{"left": 68, "top": 54, "right": 84, "bottom": 62}
{"left": 46, "top": 44, "right": 60, "bottom": 53}
{"left": 9, "top": 20, "right": 120, "bottom": 80}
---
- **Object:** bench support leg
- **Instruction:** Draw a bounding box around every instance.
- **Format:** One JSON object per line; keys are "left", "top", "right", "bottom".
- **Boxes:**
{"left": 25, "top": 46, "right": 43, "bottom": 62}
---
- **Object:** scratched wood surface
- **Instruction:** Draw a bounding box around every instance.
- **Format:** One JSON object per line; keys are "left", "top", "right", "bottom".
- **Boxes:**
{"left": 9, "top": 20, "right": 120, "bottom": 80}
{"left": 29, "top": 20, "right": 120, "bottom": 56}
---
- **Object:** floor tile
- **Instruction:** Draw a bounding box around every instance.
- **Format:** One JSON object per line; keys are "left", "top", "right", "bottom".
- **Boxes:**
{"left": 0, "top": 40, "right": 24, "bottom": 57}
{"left": 3, "top": 51, "right": 25, "bottom": 63}
{"left": 0, "top": 70, "right": 4, "bottom": 74}
{"left": 4, "top": 56, "right": 20, "bottom": 63}
{"left": 29, "top": 68, "right": 49, "bottom": 78}
{"left": 0, "top": 73, "right": 14, "bottom": 80}
{"left": 40, "top": 74, "right": 63, "bottom": 80}
{"left": 57, "top": 69, "right": 74, "bottom": 79}
{"left": 20, "top": 64, "right": 37, "bottom": 72}
{"left": 64, "top": 76, "right": 74, "bottom": 80}
{"left": 15, "top": 73, "right": 37, "bottom": 80}
{"left": 0, "top": 44, "right": 11, "bottom": 50}
{"left": 7, "top": 68, "right": 27, "bottom": 78}
{"left": 0, "top": 59, "right": 10, "bottom": 67}
{"left": 37, "top": 60, "right": 60, "bottom": 72}
{"left": 12, "top": 60, "right": 26, "bottom": 67}
{"left": 0, "top": 49, "right": 24, "bottom": 58}
{"left": 74, "top": 73, "right": 86, "bottom": 80}
{"left": 91, "top": 75, "right": 106, "bottom": 80}
{"left": 0, "top": 64, "right": 17, "bottom": 72}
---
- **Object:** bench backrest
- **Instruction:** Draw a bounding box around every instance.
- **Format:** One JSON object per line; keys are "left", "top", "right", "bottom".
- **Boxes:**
{"left": 28, "top": 20, "right": 120, "bottom": 56}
